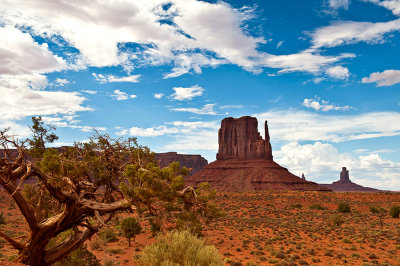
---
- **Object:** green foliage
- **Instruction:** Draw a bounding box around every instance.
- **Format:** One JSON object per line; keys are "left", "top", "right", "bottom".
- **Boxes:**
{"left": 337, "top": 202, "right": 351, "bottom": 213}
{"left": 389, "top": 206, "right": 400, "bottom": 218}
{"left": 0, "top": 212, "right": 5, "bottom": 225}
{"left": 28, "top": 116, "right": 58, "bottom": 158}
{"left": 121, "top": 217, "right": 141, "bottom": 246}
{"left": 370, "top": 206, "right": 386, "bottom": 214}
{"left": 136, "top": 230, "right": 224, "bottom": 266}
{"left": 331, "top": 214, "right": 344, "bottom": 226}
{"left": 54, "top": 244, "right": 100, "bottom": 266}
{"left": 99, "top": 228, "right": 118, "bottom": 243}
{"left": 309, "top": 203, "right": 325, "bottom": 210}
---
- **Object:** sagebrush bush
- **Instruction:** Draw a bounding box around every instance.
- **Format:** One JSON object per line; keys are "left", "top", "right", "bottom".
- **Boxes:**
{"left": 337, "top": 202, "right": 351, "bottom": 213}
{"left": 331, "top": 214, "right": 344, "bottom": 226}
{"left": 98, "top": 228, "right": 117, "bottom": 243}
{"left": 136, "top": 230, "right": 224, "bottom": 266}
{"left": 389, "top": 206, "right": 400, "bottom": 218}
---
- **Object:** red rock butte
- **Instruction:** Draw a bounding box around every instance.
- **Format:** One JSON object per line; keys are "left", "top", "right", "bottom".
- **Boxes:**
{"left": 186, "top": 116, "right": 330, "bottom": 191}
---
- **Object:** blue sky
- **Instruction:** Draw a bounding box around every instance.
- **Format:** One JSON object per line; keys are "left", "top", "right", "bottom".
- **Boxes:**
{"left": 1, "top": 0, "right": 400, "bottom": 190}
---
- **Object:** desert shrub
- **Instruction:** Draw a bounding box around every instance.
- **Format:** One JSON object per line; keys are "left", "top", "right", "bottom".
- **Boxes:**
{"left": 337, "top": 202, "right": 351, "bottom": 213}
{"left": 309, "top": 203, "right": 325, "bottom": 210}
{"left": 389, "top": 206, "right": 400, "bottom": 218}
{"left": 332, "top": 214, "right": 344, "bottom": 226}
{"left": 136, "top": 230, "right": 224, "bottom": 266}
{"left": 98, "top": 228, "right": 117, "bottom": 243}
{"left": 106, "top": 248, "right": 124, "bottom": 254}
{"left": 121, "top": 217, "right": 141, "bottom": 247}
{"left": 0, "top": 212, "right": 5, "bottom": 225}
{"left": 369, "top": 206, "right": 379, "bottom": 213}
{"left": 54, "top": 244, "right": 101, "bottom": 266}
{"left": 89, "top": 239, "right": 104, "bottom": 251}
{"left": 290, "top": 203, "right": 302, "bottom": 209}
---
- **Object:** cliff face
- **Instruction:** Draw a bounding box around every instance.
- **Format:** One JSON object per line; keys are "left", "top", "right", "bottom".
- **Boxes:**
{"left": 216, "top": 116, "right": 272, "bottom": 160}
{"left": 155, "top": 152, "right": 208, "bottom": 176}
{"left": 186, "top": 116, "right": 329, "bottom": 192}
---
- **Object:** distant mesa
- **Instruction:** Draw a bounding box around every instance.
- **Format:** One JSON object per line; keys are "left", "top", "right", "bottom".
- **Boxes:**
{"left": 186, "top": 116, "right": 330, "bottom": 191}
{"left": 320, "top": 167, "right": 379, "bottom": 192}
{"left": 155, "top": 152, "right": 208, "bottom": 176}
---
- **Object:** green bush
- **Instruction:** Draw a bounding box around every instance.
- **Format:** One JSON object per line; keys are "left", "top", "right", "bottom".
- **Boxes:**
{"left": 54, "top": 244, "right": 100, "bottom": 266}
{"left": 389, "top": 206, "right": 400, "bottom": 218}
{"left": 98, "top": 228, "right": 117, "bottom": 243}
{"left": 337, "top": 202, "right": 351, "bottom": 213}
{"left": 0, "top": 212, "right": 5, "bottom": 225}
{"left": 309, "top": 204, "right": 325, "bottom": 210}
{"left": 121, "top": 217, "right": 141, "bottom": 247}
{"left": 136, "top": 230, "right": 224, "bottom": 266}
{"left": 331, "top": 214, "right": 344, "bottom": 226}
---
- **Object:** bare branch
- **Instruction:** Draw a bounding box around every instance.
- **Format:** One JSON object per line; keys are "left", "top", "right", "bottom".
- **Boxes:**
{"left": 11, "top": 162, "right": 32, "bottom": 196}
{"left": 80, "top": 198, "right": 132, "bottom": 213}
{"left": 0, "top": 230, "right": 25, "bottom": 251}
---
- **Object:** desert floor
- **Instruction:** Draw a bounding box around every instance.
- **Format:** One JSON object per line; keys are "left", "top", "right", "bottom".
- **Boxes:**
{"left": 1, "top": 190, "right": 400, "bottom": 265}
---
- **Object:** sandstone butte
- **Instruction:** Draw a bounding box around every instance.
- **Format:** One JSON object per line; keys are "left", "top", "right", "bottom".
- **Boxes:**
{"left": 186, "top": 116, "right": 330, "bottom": 191}
{"left": 155, "top": 152, "right": 208, "bottom": 175}
{"left": 320, "top": 167, "right": 379, "bottom": 192}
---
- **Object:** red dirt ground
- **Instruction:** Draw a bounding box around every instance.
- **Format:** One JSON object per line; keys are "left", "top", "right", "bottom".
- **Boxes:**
{"left": 1, "top": 191, "right": 400, "bottom": 265}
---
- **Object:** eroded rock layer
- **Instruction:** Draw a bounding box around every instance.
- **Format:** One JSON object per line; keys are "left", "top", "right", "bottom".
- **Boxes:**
{"left": 186, "top": 116, "right": 330, "bottom": 191}
{"left": 155, "top": 152, "right": 208, "bottom": 175}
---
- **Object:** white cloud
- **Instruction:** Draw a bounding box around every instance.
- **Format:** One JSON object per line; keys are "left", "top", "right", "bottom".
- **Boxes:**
{"left": 328, "top": 0, "right": 350, "bottom": 10}
{"left": 255, "top": 110, "right": 400, "bottom": 142}
{"left": 55, "top": 78, "right": 70, "bottom": 86}
{"left": 364, "top": 0, "right": 400, "bottom": 16}
{"left": 276, "top": 41, "right": 284, "bottom": 49}
{"left": 42, "top": 116, "right": 106, "bottom": 132}
{"left": 275, "top": 141, "right": 400, "bottom": 190}
{"left": 303, "top": 97, "right": 352, "bottom": 111}
{"left": 82, "top": 90, "right": 97, "bottom": 94}
{"left": 92, "top": 73, "right": 141, "bottom": 83}
{"left": 0, "top": 74, "right": 91, "bottom": 120}
{"left": 362, "top": 69, "right": 400, "bottom": 86}
{"left": 311, "top": 19, "right": 400, "bottom": 48}
{"left": 153, "top": 93, "right": 164, "bottom": 99}
{"left": 0, "top": 26, "right": 67, "bottom": 75}
{"left": 0, "top": 0, "right": 265, "bottom": 75}
{"left": 169, "top": 85, "right": 204, "bottom": 101}
{"left": 219, "top": 105, "right": 244, "bottom": 109}
{"left": 263, "top": 50, "right": 355, "bottom": 75}
{"left": 111, "top": 90, "right": 137, "bottom": 101}
{"left": 170, "top": 104, "right": 217, "bottom": 115}
{"left": 325, "top": 65, "right": 349, "bottom": 79}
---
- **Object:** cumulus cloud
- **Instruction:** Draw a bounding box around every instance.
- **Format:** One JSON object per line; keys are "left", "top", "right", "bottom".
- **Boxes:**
{"left": 111, "top": 90, "right": 137, "bottom": 101}
{"left": 0, "top": 26, "right": 67, "bottom": 75}
{"left": 275, "top": 141, "right": 400, "bottom": 190}
{"left": 311, "top": 19, "right": 400, "bottom": 48}
{"left": 0, "top": 74, "right": 91, "bottom": 120}
{"left": 169, "top": 85, "right": 204, "bottom": 101}
{"left": 170, "top": 104, "right": 217, "bottom": 115}
{"left": 0, "top": 1, "right": 353, "bottom": 79}
{"left": 92, "top": 73, "right": 141, "bottom": 83}
{"left": 303, "top": 97, "right": 352, "bottom": 111}
{"left": 325, "top": 65, "right": 349, "bottom": 79}
{"left": 255, "top": 110, "right": 400, "bottom": 142}
{"left": 362, "top": 69, "right": 400, "bottom": 86}
{"left": 42, "top": 116, "right": 106, "bottom": 132}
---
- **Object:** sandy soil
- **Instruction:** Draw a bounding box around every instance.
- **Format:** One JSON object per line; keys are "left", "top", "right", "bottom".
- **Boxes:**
{"left": 1, "top": 191, "right": 400, "bottom": 265}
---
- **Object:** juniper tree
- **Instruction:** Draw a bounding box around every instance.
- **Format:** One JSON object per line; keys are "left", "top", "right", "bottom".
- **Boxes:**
{"left": 0, "top": 118, "right": 217, "bottom": 265}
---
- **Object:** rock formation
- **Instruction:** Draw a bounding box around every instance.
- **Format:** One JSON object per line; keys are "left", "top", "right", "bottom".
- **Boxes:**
{"left": 186, "top": 116, "right": 330, "bottom": 191}
{"left": 216, "top": 116, "right": 272, "bottom": 160}
{"left": 320, "top": 167, "right": 379, "bottom": 192}
{"left": 155, "top": 152, "right": 208, "bottom": 175}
